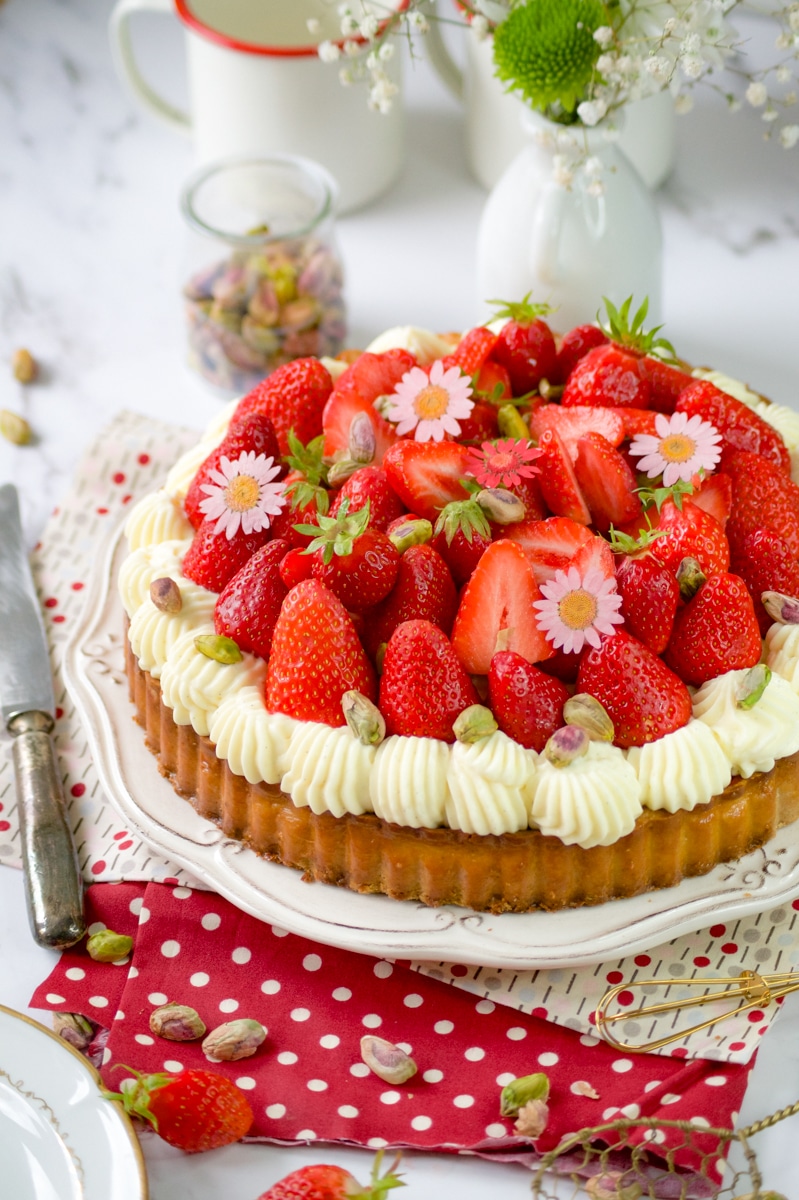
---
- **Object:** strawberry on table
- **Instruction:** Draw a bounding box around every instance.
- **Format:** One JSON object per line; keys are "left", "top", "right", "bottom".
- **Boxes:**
{"left": 379, "top": 619, "right": 479, "bottom": 740}
{"left": 265, "top": 579, "right": 377, "bottom": 725}
{"left": 361, "top": 543, "right": 458, "bottom": 660}
{"left": 577, "top": 629, "right": 692, "bottom": 748}
{"left": 676, "top": 378, "right": 792, "bottom": 475}
{"left": 184, "top": 412, "right": 282, "bottom": 529}
{"left": 330, "top": 465, "right": 406, "bottom": 531}
{"left": 297, "top": 500, "right": 400, "bottom": 613}
{"left": 487, "top": 294, "right": 558, "bottom": 394}
{"left": 664, "top": 572, "right": 762, "bottom": 686}
{"left": 382, "top": 439, "right": 471, "bottom": 522}
{"left": 255, "top": 1151, "right": 404, "bottom": 1200}
{"left": 233, "top": 357, "right": 334, "bottom": 455}
{"left": 730, "top": 526, "right": 799, "bottom": 636}
{"left": 105, "top": 1066, "right": 253, "bottom": 1153}
{"left": 488, "top": 650, "right": 570, "bottom": 752}
{"left": 214, "top": 538, "right": 289, "bottom": 659}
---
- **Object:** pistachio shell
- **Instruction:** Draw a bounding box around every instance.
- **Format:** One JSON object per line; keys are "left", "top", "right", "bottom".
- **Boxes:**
{"left": 150, "top": 577, "right": 182, "bottom": 614}
{"left": 194, "top": 634, "right": 243, "bottom": 664}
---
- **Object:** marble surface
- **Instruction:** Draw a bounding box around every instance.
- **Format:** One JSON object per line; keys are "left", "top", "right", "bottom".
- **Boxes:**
{"left": 2, "top": 0, "right": 799, "bottom": 1196}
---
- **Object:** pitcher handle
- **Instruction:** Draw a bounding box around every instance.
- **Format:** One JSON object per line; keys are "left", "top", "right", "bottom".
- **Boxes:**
{"left": 109, "top": 0, "right": 191, "bottom": 132}
{"left": 421, "top": 0, "right": 464, "bottom": 100}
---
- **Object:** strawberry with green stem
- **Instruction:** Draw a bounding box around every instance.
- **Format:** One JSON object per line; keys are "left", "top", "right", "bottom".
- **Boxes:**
{"left": 487, "top": 294, "right": 558, "bottom": 394}
{"left": 268, "top": 432, "right": 332, "bottom": 547}
{"left": 296, "top": 499, "right": 400, "bottom": 613}
{"left": 432, "top": 494, "right": 494, "bottom": 586}
{"left": 330, "top": 465, "right": 407, "bottom": 531}
{"left": 627, "top": 481, "right": 730, "bottom": 578}
{"left": 608, "top": 525, "right": 679, "bottom": 655}
{"left": 664, "top": 570, "right": 762, "bottom": 686}
{"left": 104, "top": 1066, "right": 253, "bottom": 1153}
{"left": 255, "top": 1150, "right": 404, "bottom": 1200}
{"left": 598, "top": 295, "right": 693, "bottom": 413}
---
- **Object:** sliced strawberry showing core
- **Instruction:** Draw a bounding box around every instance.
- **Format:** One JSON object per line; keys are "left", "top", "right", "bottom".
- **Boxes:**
{"left": 450, "top": 539, "right": 553, "bottom": 675}
{"left": 535, "top": 428, "right": 591, "bottom": 524}
{"left": 445, "top": 325, "right": 499, "bottom": 376}
{"left": 321, "top": 348, "right": 415, "bottom": 461}
{"left": 571, "top": 533, "right": 615, "bottom": 581}
{"left": 382, "top": 439, "right": 471, "bottom": 523}
{"left": 614, "top": 406, "right": 659, "bottom": 441}
{"left": 503, "top": 516, "right": 592, "bottom": 584}
{"left": 692, "top": 471, "right": 732, "bottom": 527}
{"left": 529, "top": 404, "right": 624, "bottom": 460}
{"left": 573, "top": 432, "right": 642, "bottom": 532}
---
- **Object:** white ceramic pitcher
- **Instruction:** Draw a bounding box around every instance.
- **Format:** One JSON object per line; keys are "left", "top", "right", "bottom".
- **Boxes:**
{"left": 108, "top": 0, "right": 408, "bottom": 213}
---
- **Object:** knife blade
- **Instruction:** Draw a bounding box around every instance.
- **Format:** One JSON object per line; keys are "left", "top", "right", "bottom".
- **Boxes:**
{"left": 0, "top": 483, "right": 86, "bottom": 949}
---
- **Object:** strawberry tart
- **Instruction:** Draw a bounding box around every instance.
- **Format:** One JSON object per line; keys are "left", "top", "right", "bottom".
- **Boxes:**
{"left": 119, "top": 299, "right": 799, "bottom": 912}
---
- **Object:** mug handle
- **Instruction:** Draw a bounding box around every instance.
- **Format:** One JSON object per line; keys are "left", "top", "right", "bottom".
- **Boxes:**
{"left": 108, "top": 0, "right": 191, "bottom": 132}
{"left": 421, "top": 0, "right": 463, "bottom": 100}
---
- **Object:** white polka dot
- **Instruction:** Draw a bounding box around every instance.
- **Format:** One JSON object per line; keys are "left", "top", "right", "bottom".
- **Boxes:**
{"left": 278, "top": 1052, "right": 298, "bottom": 1065}
{"left": 367, "top": 1137, "right": 388, "bottom": 1148}
{"left": 661, "top": 1093, "right": 682, "bottom": 1105}
{"left": 485, "top": 1123, "right": 507, "bottom": 1138}
{"left": 261, "top": 980, "right": 281, "bottom": 995}
{"left": 88, "top": 922, "right": 106, "bottom": 936}
{"left": 291, "top": 1008, "right": 311, "bottom": 1022}
{"left": 271, "top": 925, "right": 289, "bottom": 938}
{"left": 332, "top": 987, "right": 351, "bottom": 1001}
{"left": 411, "top": 1115, "right": 432, "bottom": 1131}
{"left": 643, "top": 1080, "right": 663, "bottom": 1093}
{"left": 307, "top": 1079, "right": 328, "bottom": 1092}
{"left": 163, "top": 1059, "right": 183, "bottom": 1072}
{"left": 65, "top": 967, "right": 85, "bottom": 981}
{"left": 129, "top": 898, "right": 143, "bottom": 916}
{"left": 362, "top": 1013, "right": 382, "bottom": 1028}
{"left": 338, "top": 1105, "right": 359, "bottom": 1119}
{"left": 403, "top": 993, "right": 423, "bottom": 1008}
{"left": 602, "top": 1107, "right": 619, "bottom": 1120}
{"left": 46, "top": 993, "right": 66, "bottom": 1005}
{"left": 148, "top": 992, "right": 168, "bottom": 1005}
{"left": 88, "top": 996, "right": 109, "bottom": 1009}
{"left": 114, "top": 1011, "right": 125, "bottom": 1021}
{"left": 350, "top": 1063, "right": 371, "bottom": 1077}
{"left": 705, "top": 1075, "right": 728, "bottom": 1087}
{"left": 496, "top": 1073, "right": 515, "bottom": 1087}
{"left": 295, "top": 1129, "right": 316, "bottom": 1140}
{"left": 714, "top": 1159, "right": 727, "bottom": 1179}
{"left": 380, "top": 1091, "right": 401, "bottom": 1105}
{"left": 475, "top": 1000, "right": 495, "bottom": 1014}
{"left": 538, "top": 1052, "right": 559, "bottom": 1067}
{"left": 128, "top": 966, "right": 139, "bottom": 979}
{"left": 190, "top": 972, "right": 209, "bottom": 987}
{"left": 134, "top": 1034, "right": 154, "bottom": 1045}
{"left": 611, "top": 1058, "right": 633, "bottom": 1073}
{"left": 621, "top": 1104, "right": 640, "bottom": 1119}
{"left": 643, "top": 1128, "right": 667, "bottom": 1144}
{"left": 102, "top": 1048, "right": 112, "bottom": 1065}
{"left": 137, "top": 907, "right": 150, "bottom": 925}
{"left": 160, "top": 940, "right": 180, "bottom": 958}
{"left": 464, "top": 1047, "right": 485, "bottom": 1062}
{"left": 580, "top": 1033, "right": 600, "bottom": 1047}
{"left": 236, "top": 1078, "right": 256, "bottom": 1090}
{"left": 396, "top": 1042, "right": 412, "bottom": 1054}
{"left": 453, "top": 1095, "right": 474, "bottom": 1108}
{"left": 434, "top": 1020, "right": 454, "bottom": 1034}
{"left": 303, "top": 954, "right": 322, "bottom": 972}
{"left": 111, "top": 957, "right": 130, "bottom": 968}
{"left": 506, "top": 1026, "right": 527, "bottom": 1041}
{"left": 266, "top": 1104, "right": 286, "bottom": 1118}
{"left": 231, "top": 947, "right": 251, "bottom": 965}
{"left": 320, "top": 1034, "right": 340, "bottom": 1049}
{"left": 173, "top": 887, "right": 193, "bottom": 899}
{"left": 219, "top": 998, "right": 239, "bottom": 1013}
{"left": 201, "top": 912, "right": 221, "bottom": 930}
{"left": 690, "top": 1116, "right": 711, "bottom": 1129}
{"left": 374, "top": 961, "right": 393, "bottom": 978}
{"left": 423, "top": 1069, "right": 444, "bottom": 1083}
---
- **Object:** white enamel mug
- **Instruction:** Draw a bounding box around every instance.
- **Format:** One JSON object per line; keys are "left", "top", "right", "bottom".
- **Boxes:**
{"left": 109, "top": 0, "right": 408, "bottom": 213}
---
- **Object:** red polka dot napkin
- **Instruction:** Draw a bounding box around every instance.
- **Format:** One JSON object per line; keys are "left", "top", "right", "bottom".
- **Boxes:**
{"left": 30, "top": 881, "right": 750, "bottom": 1191}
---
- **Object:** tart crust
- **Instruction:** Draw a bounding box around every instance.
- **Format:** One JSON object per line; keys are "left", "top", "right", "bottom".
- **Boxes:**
{"left": 126, "top": 640, "right": 799, "bottom": 913}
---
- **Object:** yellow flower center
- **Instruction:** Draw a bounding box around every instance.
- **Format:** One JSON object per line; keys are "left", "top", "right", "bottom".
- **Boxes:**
{"left": 658, "top": 433, "right": 696, "bottom": 463}
{"left": 414, "top": 385, "right": 450, "bottom": 421}
{"left": 558, "top": 588, "right": 598, "bottom": 631}
{"left": 225, "top": 474, "right": 261, "bottom": 512}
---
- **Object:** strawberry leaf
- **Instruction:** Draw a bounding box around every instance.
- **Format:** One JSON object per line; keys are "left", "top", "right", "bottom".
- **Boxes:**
{"left": 487, "top": 292, "right": 554, "bottom": 325}
{"left": 434, "top": 498, "right": 491, "bottom": 545}
{"left": 599, "top": 294, "right": 678, "bottom": 362}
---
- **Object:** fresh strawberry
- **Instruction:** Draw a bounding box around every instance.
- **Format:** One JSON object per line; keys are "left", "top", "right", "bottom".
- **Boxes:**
{"left": 457, "top": 399, "right": 500, "bottom": 443}
{"left": 692, "top": 471, "right": 731, "bottom": 527}
{"left": 255, "top": 1151, "right": 403, "bottom": 1200}
{"left": 571, "top": 533, "right": 616, "bottom": 582}
{"left": 472, "top": 358, "right": 513, "bottom": 403}
{"left": 573, "top": 432, "right": 642, "bottom": 532}
{"left": 729, "top": 526, "right": 799, "bottom": 636}
{"left": 265, "top": 579, "right": 377, "bottom": 725}
{"left": 664, "top": 572, "right": 762, "bottom": 686}
{"left": 577, "top": 629, "right": 692, "bottom": 748}
{"left": 450, "top": 539, "right": 552, "bottom": 675}
{"left": 444, "top": 325, "right": 499, "bottom": 376}
{"left": 646, "top": 496, "right": 730, "bottom": 577}
{"left": 537, "top": 644, "right": 582, "bottom": 684}
{"left": 676, "top": 379, "right": 791, "bottom": 474}
{"left": 503, "top": 516, "right": 592, "bottom": 584}
{"left": 488, "top": 296, "right": 558, "bottom": 393}
{"left": 488, "top": 650, "right": 569, "bottom": 752}
{"left": 432, "top": 497, "right": 493, "bottom": 586}
{"left": 233, "top": 357, "right": 333, "bottom": 455}
{"left": 560, "top": 343, "right": 651, "bottom": 410}
{"left": 267, "top": 482, "right": 323, "bottom": 548}
{"left": 722, "top": 447, "right": 799, "bottom": 558}
{"left": 508, "top": 471, "right": 548, "bottom": 521}
{"left": 638, "top": 355, "right": 694, "bottom": 414}
{"left": 105, "top": 1067, "right": 253, "bottom": 1153}
{"left": 615, "top": 406, "right": 659, "bottom": 440}
{"left": 529, "top": 404, "right": 625, "bottom": 460}
{"left": 182, "top": 520, "right": 271, "bottom": 593}
{"left": 214, "top": 539, "right": 289, "bottom": 659}
{"left": 184, "top": 413, "right": 282, "bottom": 529}
{"left": 379, "top": 620, "right": 479, "bottom": 740}
{"left": 382, "top": 439, "right": 471, "bottom": 523}
{"left": 553, "top": 323, "right": 609, "bottom": 383}
{"left": 330, "top": 466, "right": 406, "bottom": 531}
{"left": 361, "top": 543, "right": 458, "bottom": 659}
{"left": 580, "top": 294, "right": 686, "bottom": 414}
{"left": 299, "top": 500, "right": 400, "bottom": 613}
{"left": 614, "top": 549, "right": 680, "bottom": 655}
{"left": 321, "top": 348, "right": 415, "bottom": 461}
{"left": 535, "top": 428, "right": 591, "bottom": 524}
{"left": 278, "top": 545, "right": 316, "bottom": 589}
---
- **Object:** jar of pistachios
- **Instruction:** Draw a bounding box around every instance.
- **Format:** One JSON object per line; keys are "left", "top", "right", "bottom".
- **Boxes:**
{"left": 180, "top": 155, "right": 347, "bottom": 394}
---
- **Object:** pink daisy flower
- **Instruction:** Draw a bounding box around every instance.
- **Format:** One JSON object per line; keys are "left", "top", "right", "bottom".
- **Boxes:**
{"left": 629, "top": 411, "right": 722, "bottom": 486}
{"left": 386, "top": 359, "right": 474, "bottom": 442}
{"left": 199, "top": 451, "right": 286, "bottom": 540}
{"left": 466, "top": 438, "right": 544, "bottom": 489}
{"left": 533, "top": 566, "right": 624, "bottom": 654}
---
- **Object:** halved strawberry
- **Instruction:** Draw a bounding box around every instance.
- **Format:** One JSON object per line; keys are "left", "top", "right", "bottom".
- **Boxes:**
{"left": 729, "top": 526, "right": 799, "bottom": 636}
{"left": 382, "top": 440, "right": 471, "bottom": 523}
{"left": 321, "top": 348, "right": 415, "bottom": 462}
{"left": 573, "top": 433, "right": 642, "bottom": 532}
{"left": 614, "top": 407, "right": 659, "bottom": 441}
{"left": 214, "top": 539, "right": 289, "bottom": 660}
{"left": 488, "top": 650, "right": 569, "bottom": 752}
{"left": 692, "top": 472, "right": 732, "bottom": 527}
{"left": 450, "top": 539, "right": 553, "bottom": 675}
{"left": 561, "top": 343, "right": 651, "bottom": 410}
{"left": 379, "top": 620, "right": 479, "bottom": 741}
{"left": 529, "top": 404, "right": 625, "bottom": 460}
{"left": 444, "top": 325, "right": 499, "bottom": 376}
{"left": 503, "top": 516, "right": 592, "bottom": 584}
{"left": 571, "top": 533, "right": 615, "bottom": 582}
{"left": 676, "top": 379, "right": 791, "bottom": 475}
{"left": 664, "top": 572, "right": 762, "bottom": 686}
{"left": 535, "top": 428, "right": 591, "bottom": 524}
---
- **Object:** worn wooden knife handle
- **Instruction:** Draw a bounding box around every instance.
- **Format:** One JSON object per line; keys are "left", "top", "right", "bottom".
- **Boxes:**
{"left": 9, "top": 711, "right": 86, "bottom": 949}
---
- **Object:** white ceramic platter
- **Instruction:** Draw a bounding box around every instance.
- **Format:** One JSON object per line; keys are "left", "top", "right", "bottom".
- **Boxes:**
{"left": 0, "top": 1005, "right": 147, "bottom": 1200}
{"left": 63, "top": 518, "right": 799, "bottom": 969}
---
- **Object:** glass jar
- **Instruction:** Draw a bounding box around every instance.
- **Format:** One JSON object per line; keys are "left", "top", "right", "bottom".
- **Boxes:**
{"left": 180, "top": 155, "right": 347, "bottom": 394}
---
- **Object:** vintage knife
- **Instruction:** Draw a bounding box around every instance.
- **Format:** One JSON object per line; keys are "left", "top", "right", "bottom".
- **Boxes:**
{"left": 0, "top": 483, "right": 85, "bottom": 948}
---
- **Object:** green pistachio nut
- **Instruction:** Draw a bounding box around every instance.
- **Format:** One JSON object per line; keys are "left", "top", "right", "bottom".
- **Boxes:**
{"left": 348, "top": 411, "right": 377, "bottom": 464}
{"left": 149, "top": 1003, "right": 206, "bottom": 1042}
{"left": 453, "top": 704, "right": 498, "bottom": 744}
{"left": 86, "top": 929, "right": 133, "bottom": 963}
{"left": 544, "top": 725, "right": 589, "bottom": 768}
{"left": 499, "top": 1071, "right": 550, "bottom": 1118}
{"left": 360, "top": 1035, "right": 417, "bottom": 1085}
{"left": 0, "top": 409, "right": 32, "bottom": 445}
{"left": 342, "top": 690, "right": 386, "bottom": 746}
{"left": 202, "top": 1018, "right": 267, "bottom": 1062}
{"left": 497, "top": 404, "right": 530, "bottom": 440}
{"left": 762, "top": 590, "right": 799, "bottom": 625}
{"left": 736, "top": 663, "right": 772, "bottom": 710}
{"left": 53, "top": 1012, "right": 95, "bottom": 1052}
{"left": 194, "top": 634, "right": 243, "bottom": 664}
{"left": 563, "top": 694, "right": 614, "bottom": 742}
{"left": 676, "top": 556, "right": 706, "bottom": 601}
{"left": 476, "top": 487, "right": 526, "bottom": 525}
{"left": 388, "top": 518, "right": 433, "bottom": 553}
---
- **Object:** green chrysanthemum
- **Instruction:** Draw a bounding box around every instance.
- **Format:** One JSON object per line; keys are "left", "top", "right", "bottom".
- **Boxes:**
{"left": 493, "top": 0, "right": 609, "bottom": 119}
